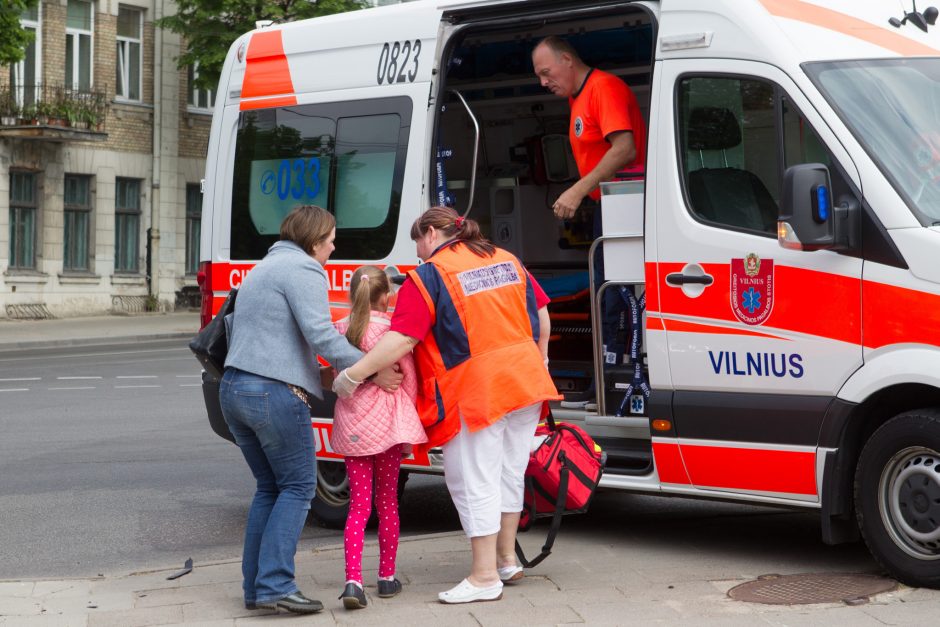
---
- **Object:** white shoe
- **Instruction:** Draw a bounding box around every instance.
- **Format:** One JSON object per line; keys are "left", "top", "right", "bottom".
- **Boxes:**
{"left": 498, "top": 565, "right": 524, "bottom": 584}
{"left": 438, "top": 578, "right": 503, "bottom": 604}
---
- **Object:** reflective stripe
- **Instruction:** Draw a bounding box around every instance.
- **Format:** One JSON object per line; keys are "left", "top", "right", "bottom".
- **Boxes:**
{"left": 525, "top": 278, "right": 539, "bottom": 342}
{"left": 416, "top": 263, "right": 470, "bottom": 370}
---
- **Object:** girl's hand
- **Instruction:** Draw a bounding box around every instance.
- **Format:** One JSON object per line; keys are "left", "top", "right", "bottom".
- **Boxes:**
{"left": 374, "top": 364, "right": 403, "bottom": 392}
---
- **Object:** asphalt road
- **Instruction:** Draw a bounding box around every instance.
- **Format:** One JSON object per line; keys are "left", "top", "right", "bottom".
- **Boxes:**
{"left": 0, "top": 338, "right": 880, "bottom": 584}
{"left": 0, "top": 339, "right": 455, "bottom": 579}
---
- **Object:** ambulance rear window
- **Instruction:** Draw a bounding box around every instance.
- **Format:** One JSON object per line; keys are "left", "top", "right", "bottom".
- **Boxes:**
{"left": 229, "top": 96, "right": 412, "bottom": 260}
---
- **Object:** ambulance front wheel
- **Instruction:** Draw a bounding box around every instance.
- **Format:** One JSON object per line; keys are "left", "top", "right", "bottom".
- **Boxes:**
{"left": 310, "top": 460, "right": 410, "bottom": 529}
{"left": 854, "top": 410, "right": 940, "bottom": 589}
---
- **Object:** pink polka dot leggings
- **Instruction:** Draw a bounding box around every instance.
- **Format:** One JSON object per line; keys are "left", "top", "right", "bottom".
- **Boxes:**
{"left": 343, "top": 445, "right": 402, "bottom": 584}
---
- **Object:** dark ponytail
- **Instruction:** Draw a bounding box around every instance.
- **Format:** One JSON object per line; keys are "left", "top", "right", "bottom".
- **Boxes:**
{"left": 410, "top": 206, "right": 496, "bottom": 257}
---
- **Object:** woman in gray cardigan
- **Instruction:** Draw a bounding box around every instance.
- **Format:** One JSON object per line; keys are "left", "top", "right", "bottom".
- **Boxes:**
{"left": 220, "top": 205, "right": 400, "bottom": 614}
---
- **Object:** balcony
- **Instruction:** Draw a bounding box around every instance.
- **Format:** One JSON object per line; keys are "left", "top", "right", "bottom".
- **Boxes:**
{"left": 0, "top": 84, "right": 108, "bottom": 142}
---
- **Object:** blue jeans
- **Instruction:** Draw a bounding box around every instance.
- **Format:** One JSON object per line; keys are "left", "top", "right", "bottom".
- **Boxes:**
{"left": 219, "top": 368, "right": 316, "bottom": 605}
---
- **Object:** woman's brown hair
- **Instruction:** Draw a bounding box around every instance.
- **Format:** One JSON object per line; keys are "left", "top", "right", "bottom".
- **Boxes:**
{"left": 279, "top": 205, "right": 335, "bottom": 256}
{"left": 410, "top": 206, "right": 495, "bottom": 257}
{"left": 345, "top": 265, "right": 391, "bottom": 349}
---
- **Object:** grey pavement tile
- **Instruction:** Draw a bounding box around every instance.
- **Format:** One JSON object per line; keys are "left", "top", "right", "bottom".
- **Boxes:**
{"left": 234, "top": 612, "right": 327, "bottom": 624}
{"left": 80, "top": 592, "right": 136, "bottom": 612}
{"left": 331, "top": 606, "right": 445, "bottom": 625}
{"left": 86, "top": 604, "right": 184, "bottom": 627}
{"left": 0, "top": 596, "right": 43, "bottom": 615}
{"left": 0, "top": 615, "right": 88, "bottom": 627}
{"left": 889, "top": 587, "right": 940, "bottom": 603}
{"left": 565, "top": 600, "right": 680, "bottom": 624}
{"left": 862, "top": 598, "right": 940, "bottom": 626}
{"left": 30, "top": 582, "right": 94, "bottom": 599}
{"left": 759, "top": 605, "right": 888, "bottom": 626}
{"left": 0, "top": 581, "right": 36, "bottom": 597}
{"left": 179, "top": 598, "right": 261, "bottom": 622}
{"left": 132, "top": 582, "right": 234, "bottom": 608}
{"left": 471, "top": 602, "right": 583, "bottom": 626}
{"left": 163, "top": 622, "right": 236, "bottom": 627}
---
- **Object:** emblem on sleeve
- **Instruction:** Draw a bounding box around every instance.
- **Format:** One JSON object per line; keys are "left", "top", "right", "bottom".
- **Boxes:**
{"left": 574, "top": 116, "right": 583, "bottom": 137}
{"left": 731, "top": 253, "right": 774, "bottom": 325}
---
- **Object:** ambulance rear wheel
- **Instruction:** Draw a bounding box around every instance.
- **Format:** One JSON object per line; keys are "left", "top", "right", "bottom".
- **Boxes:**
{"left": 310, "top": 460, "right": 410, "bottom": 529}
{"left": 311, "top": 460, "right": 349, "bottom": 529}
{"left": 854, "top": 410, "right": 940, "bottom": 588}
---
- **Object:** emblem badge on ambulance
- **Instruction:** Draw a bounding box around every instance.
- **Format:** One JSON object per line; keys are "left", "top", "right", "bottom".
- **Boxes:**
{"left": 730, "top": 253, "right": 774, "bottom": 326}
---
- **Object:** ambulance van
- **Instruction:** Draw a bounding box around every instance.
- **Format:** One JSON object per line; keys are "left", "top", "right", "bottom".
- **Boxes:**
{"left": 196, "top": 0, "right": 940, "bottom": 587}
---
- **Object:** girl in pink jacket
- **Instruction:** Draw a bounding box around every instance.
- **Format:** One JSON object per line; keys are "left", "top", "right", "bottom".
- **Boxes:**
{"left": 332, "top": 265, "right": 427, "bottom": 610}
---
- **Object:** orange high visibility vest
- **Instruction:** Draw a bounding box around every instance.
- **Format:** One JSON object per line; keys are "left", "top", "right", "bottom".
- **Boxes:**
{"left": 407, "top": 242, "right": 561, "bottom": 449}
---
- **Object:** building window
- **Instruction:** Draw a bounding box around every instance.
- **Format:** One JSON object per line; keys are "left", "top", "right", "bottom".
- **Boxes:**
{"left": 185, "top": 184, "right": 201, "bottom": 275}
{"left": 9, "top": 172, "right": 37, "bottom": 270}
{"left": 115, "top": 178, "right": 140, "bottom": 273}
{"left": 187, "top": 64, "right": 215, "bottom": 111}
{"left": 116, "top": 6, "right": 142, "bottom": 101}
{"left": 64, "top": 175, "right": 92, "bottom": 272}
{"left": 10, "top": 3, "right": 41, "bottom": 108}
{"left": 66, "top": 0, "right": 94, "bottom": 92}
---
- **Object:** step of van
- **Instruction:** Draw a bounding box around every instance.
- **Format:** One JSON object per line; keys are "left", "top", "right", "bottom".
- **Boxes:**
{"left": 593, "top": 437, "right": 653, "bottom": 476}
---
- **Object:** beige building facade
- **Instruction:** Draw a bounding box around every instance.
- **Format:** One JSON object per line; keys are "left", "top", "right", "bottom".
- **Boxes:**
{"left": 0, "top": 0, "right": 212, "bottom": 318}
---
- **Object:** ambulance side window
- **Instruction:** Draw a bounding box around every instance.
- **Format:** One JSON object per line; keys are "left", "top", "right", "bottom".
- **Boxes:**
{"left": 677, "top": 76, "right": 780, "bottom": 235}
{"left": 230, "top": 97, "right": 412, "bottom": 260}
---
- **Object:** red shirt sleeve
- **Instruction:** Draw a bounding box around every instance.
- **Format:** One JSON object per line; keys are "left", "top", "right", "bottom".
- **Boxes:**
{"left": 390, "top": 278, "right": 433, "bottom": 340}
{"left": 528, "top": 272, "right": 551, "bottom": 309}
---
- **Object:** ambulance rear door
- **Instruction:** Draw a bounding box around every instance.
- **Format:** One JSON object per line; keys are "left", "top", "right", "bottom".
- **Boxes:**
{"left": 652, "top": 58, "right": 864, "bottom": 504}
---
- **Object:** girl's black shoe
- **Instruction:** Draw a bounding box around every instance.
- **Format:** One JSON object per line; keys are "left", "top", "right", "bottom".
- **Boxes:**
{"left": 377, "top": 578, "right": 402, "bottom": 598}
{"left": 339, "top": 582, "right": 367, "bottom": 609}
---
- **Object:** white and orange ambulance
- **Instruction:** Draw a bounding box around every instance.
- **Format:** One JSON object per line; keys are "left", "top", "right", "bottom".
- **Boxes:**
{"left": 196, "top": 0, "right": 940, "bottom": 587}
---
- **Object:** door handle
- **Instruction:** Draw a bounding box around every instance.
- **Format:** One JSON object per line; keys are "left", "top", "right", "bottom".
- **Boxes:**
{"left": 666, "top": 273, "right": 714, "bottom": 286}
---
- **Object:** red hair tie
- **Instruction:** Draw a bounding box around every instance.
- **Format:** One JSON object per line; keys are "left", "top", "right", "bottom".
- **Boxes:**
{"left": 454, "top": 216, "right": 465, "bottom": 229}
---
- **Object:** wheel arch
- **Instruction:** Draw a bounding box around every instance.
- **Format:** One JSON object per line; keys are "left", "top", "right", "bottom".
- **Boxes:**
{"left": 818, "top": 382, "right": 940, "bottom": 545}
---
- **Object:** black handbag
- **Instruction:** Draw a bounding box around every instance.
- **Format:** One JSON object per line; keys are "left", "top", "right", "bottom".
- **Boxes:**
{"left": 189, "top": 288, "right": 237, "bottom": 379}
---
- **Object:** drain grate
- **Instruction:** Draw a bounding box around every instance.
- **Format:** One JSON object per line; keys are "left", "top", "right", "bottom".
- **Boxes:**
{"left": 728, "top": 573, "right": 896, "bottom": 605}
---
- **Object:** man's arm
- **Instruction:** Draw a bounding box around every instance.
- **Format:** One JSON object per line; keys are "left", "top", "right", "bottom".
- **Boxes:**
{"left": 552, "top": 131, "right": 636, "bottom": 219}
{"left": 537, "top": 305, "right": 550, "bottom": 365}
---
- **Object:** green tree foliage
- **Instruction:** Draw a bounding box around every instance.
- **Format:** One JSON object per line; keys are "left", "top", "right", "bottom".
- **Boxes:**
{"left": 0, "top": 0, "right": 39, "bottom": 66}
{"left": 157, "top": 0, "right": 367, "bottom": 92}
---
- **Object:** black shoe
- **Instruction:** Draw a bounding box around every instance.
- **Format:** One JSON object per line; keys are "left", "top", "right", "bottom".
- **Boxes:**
{"left": 245, "top": 601, "right": 257, "bottom": 610}
{"left": 256, "top": 591, "right": 324, "bottom": 614}
{"left": 339, "top": 582, "right": 367, "bottom": 609}
{"left": 377, "top": 578, "right": 402, "bottom": 598}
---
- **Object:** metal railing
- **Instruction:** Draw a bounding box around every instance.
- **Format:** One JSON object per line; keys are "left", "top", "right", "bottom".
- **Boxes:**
{"left": 0, "top": 83, "right": 108, "bottom": 131}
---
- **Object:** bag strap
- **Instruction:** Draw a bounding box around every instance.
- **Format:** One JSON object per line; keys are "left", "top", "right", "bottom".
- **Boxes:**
{"left": 514, "top": 452, "right": 570, "bottom": 569}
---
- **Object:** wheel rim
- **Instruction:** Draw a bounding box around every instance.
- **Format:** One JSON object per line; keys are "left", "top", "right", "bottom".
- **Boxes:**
{"left": 878, "top": 446, "right": 940, "bottom": 560}
{"left": 316, "top": 460, "right": 349, "bottom": 507}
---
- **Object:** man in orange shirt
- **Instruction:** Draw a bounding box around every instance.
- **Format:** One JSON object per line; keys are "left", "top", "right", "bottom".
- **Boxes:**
{"left": 532, "top": 36, "right": 647, "bottom": 407}
{"left": 531, "top": 36, "right": 646, "bottom": 220}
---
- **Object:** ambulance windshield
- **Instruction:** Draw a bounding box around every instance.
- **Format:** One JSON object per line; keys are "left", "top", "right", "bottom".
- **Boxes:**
{"left": 806, "top": 58, "right": 940, "bottom": 225}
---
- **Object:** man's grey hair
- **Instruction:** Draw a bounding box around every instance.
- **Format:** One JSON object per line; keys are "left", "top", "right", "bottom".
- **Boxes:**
{"left": 533, "top": 35, "right": 583, "bottom": 62}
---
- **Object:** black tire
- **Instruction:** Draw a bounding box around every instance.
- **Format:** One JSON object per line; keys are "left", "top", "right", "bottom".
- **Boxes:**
{"left": 309, "top": 460, "right": 410, "bottom": 529}
{"left": 854, "top": 410, "right": 940, "bottom": 588}
{"left": 311, "top": 460, "right": 351, "bottom": 528}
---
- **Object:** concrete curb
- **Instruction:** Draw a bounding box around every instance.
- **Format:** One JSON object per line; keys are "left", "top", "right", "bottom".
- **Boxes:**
{"left": 0, "top": 332, "right": 196, "bottom": 354}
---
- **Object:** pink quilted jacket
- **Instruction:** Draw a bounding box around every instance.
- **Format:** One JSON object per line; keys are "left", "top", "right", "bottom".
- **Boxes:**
{"left": 332, "top": 312, "right": 427, "bottom": 457}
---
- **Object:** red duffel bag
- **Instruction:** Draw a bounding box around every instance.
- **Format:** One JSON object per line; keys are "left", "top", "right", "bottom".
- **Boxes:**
{"left": 515, "top": 409, "right": 606, "bottom": 568}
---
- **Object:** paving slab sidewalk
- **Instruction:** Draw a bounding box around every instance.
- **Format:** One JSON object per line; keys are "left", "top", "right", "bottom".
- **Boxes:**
{"left": 0, "top": 312, "right": 200, "bottom": 351}
{"left": 2, "top": 530, "right": 938, "bottom": 626}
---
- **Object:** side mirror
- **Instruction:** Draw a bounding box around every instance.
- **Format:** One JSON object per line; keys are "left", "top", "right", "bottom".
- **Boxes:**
{"left": 778, "top": 163, "right": 857, "bottom": 251}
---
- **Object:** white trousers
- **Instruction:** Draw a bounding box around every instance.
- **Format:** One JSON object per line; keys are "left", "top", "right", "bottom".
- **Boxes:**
{"left": 442, "top": 401, "right": 542, "bottom": 538}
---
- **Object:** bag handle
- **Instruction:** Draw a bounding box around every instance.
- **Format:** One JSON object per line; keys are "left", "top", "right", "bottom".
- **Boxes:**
{"left": 514, "top": 451, "right": 570, "bottom": 569}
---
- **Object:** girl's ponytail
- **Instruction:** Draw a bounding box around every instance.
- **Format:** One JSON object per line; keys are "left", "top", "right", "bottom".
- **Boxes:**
{"left": 345, "top": 266, "right": 390, "bottom": 349}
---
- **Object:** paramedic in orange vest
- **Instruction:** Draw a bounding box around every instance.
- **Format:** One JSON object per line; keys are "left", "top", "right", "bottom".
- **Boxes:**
{"left": 332, "top": 206, "right": 561, "bottom": 604}
{"left": 531, "top": 35, "right": 646, "bottom": 220}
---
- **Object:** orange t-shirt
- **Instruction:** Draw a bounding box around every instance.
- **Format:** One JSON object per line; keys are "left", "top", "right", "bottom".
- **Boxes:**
{"left": 568, "top": 69, "right": 646, "bottom": 200}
